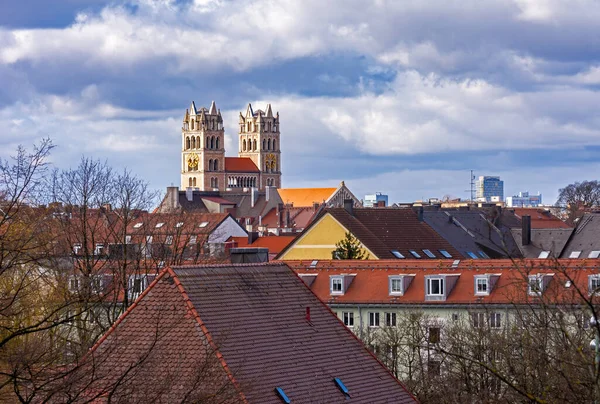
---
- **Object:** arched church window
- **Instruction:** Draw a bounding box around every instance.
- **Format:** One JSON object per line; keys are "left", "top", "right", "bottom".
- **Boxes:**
{"left": 186, "top": 137, "right": 190, "bottom": 150}
{"left": 193, "top": 177, "right": 197, "bottom": 187}
{"left": 189, "top": 178, "right": 192, "bottom": 187}
{"left": 196, "top": 136, "right": 200, "bottom": 149}
{"left": 206, "top": 136, "right": 210, "bottom": 149}
{"left": 268, "top": 139, "right": 271, "bottom": 150}
{"left": 273, "top": 125, "right": 277, "bottom": 132}
{"left": 263, "top": 139, "right": 266, "bottom": 150}
{"left": 211, "top": 136, "right": 215, "bottom": 149}
{"left": 214, "top": 160, "right": 218, "bottom": 171}
{"left": 191, "top": 120, "right": 194, "bottom": 130}
{"left": 192, "top": 137, "right": 196, "bottom": 149}
{"left": 215, "top": 178, "right": 218, "bottom": 188}
{"left": 216, "top": 137, "right": 220, "bottom": 149}
{"left": 209, "top": 159, "right": 213, "bottom": 171}
{"left": 253, "top": 139, "right": 257, "bottom": 151}
{"left": 243, "top": 139, "right": 247, "bottom": 151}
{"left": 273, "top": 140, "right": 276, "bottom": 150}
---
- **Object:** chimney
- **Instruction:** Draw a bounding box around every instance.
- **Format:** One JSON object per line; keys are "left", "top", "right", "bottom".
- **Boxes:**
{"left": 377, "top": 200, "right": 386, "bottom": 208}
{"left": 522, "top": 215, "right": 531, "bottom": 246}
{"left": 248, "top": 231, "right": 259, "bottom": 245}
{"left": 186, "top": 187, "right": 193, "bottom": 202}
{"left": 343, "top": 199, "right": 354, "bottom": 216}
{"left": 251, "top": 187, "right": 259, "bottom": 208}
{"left": 277, "top": 203, "right": 284, "bottom": 228}
{"left": 265, "top": 186, "right": 271, "bottom": 201}
{"left": 417, "top": 206, "right": 424, "bottom": 222}
{"left": 101, "top": 203, "right": 112, "bottom": 213}
{"left": 285, "top": 209, "right": 290, "bottom": 228}
{"left": 166, "top": 186, "right": 180, "bottom": 211}
{"left": 305, "top": 306, "right": 311, "bottom": 322}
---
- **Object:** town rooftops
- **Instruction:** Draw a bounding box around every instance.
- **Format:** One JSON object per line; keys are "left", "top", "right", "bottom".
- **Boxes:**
{"left": 82, "top": 263, "right": 416, "bottom": 403}
{"left": 277, "top": 187, "right": 337, "bottom": 207}
{"left": 511, "top": 208, "right": 572, "bottom": 229}
{"left": 561, "top": 213, "right": 600, "bottom": 259}
{"left": 224, "top": 157, "right": 260, "bottom": 173}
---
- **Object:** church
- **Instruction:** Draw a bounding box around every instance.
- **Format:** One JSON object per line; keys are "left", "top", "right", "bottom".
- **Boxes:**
{"left": 181, "top": 100, "right": 282, "bottom": 191}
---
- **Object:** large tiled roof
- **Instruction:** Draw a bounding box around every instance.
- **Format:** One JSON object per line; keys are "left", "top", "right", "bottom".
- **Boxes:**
{"left": 326, "top": 208, "right": 462, "bottom": 259}
{"left": 225, "top": 157, "right": 260, "bottom": 173}
{"left": 84, "top": 263, "right": 415, "bottom": 403}
{"left": 511, "top": 208, "right": 572, "bottom": 229}
{"left": 560, "top": 213, "right": 600, "bottom": 258}
{"left": 277, "top": 187, "right": 337, "bottom": 207}
{"left": 286, "top": 259, "right": 600, "bottom": 305}
{"left": 511, "top": 228, "right": 574, "bottom": 258}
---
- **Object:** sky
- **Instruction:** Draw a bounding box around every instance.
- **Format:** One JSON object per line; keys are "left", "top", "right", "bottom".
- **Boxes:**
{"left": 1, "top": 0, "right": 600, "bottom": 205}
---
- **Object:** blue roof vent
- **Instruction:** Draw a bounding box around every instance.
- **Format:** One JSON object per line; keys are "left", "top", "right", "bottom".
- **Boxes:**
{"left": 334, "top": 377, "right": 350, "bottom": 398}
{"left": 275, "top": 387, "right": 291, "bottom": 403}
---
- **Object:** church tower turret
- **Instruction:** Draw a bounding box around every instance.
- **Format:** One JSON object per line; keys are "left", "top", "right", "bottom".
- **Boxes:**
{"left": 181, "top": 101, "right": 225, "bottom": 191}
{"left": 238, "top": 103, "right": 281, "bottom": 188}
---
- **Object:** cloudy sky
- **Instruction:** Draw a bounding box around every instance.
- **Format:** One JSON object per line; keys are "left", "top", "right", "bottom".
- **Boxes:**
{"left": 2, "top": 0, "right": 600, "bottom": 204}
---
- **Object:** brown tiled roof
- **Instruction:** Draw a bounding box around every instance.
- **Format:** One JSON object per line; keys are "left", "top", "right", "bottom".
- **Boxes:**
{"left": 286, "top": 259, "right": 600, "bottom": 305}
{"left": 85, "top": 263, "right": 416, "bottom": 403}
{"left": 225, "top": 157, "right": 260, "bottom": 173}
{"left": 228, "top": 235, "right": 295, "bottom": 254}
{"left": 327, "top": 208, "right": 462, "bottom": 259}
{"left": 511, "top": 208, "right": 572, "bottom": 229}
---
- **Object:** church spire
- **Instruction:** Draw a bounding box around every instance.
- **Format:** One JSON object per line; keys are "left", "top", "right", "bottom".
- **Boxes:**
{"left": 190, "top": 101, "right": 197, "bottom": 116}
{"left": 209, "top": 100, "right": 217, "bottom": 115}
{"left": 265, "top": 104, "right": 273, "bottom": 118}
{"left": 245, "top": 103, "right": 254, "bottom": 118}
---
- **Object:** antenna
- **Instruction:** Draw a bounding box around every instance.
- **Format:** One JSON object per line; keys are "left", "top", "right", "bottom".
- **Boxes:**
{"left": 464, "top": 170, "right": 475, "bottom": 202}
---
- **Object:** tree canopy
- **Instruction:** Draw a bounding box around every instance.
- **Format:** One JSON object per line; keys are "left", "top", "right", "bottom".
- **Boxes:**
{"left": 332, "top": 232, "right": 367, "bottom": 260}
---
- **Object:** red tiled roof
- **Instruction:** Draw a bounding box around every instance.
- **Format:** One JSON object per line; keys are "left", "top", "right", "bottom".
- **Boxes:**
{"left": 277, "top": 188, "right": 336, "bottom": 207}
{"left": 286, "top": 259, "right": 600, "bottom": 305}
{"left": 224, "top": 157, "right": 259, "bottom": 173}
{"left": 512, "top": 208, "right": 572, "bottom": 229}
{"left": 82, "top": 263, "right": 416, "bottom": 403}
{"left": 229, "top": 235, "right": 295, "bottom": 254}
{"left": 201, "top": 196, "right": 236, "bottom": 205}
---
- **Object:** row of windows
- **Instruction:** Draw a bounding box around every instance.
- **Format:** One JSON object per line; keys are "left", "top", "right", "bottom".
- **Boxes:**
{"left": 339, "top": 311, "right": 502, "bottom": 330}
{"left": 240, "top": 121, "right": 277, "bottom": 133}
{"left": 391, "top": 249, "right": 458, "bottom": 259}
{"left": 241, "top": 138, "right": 278, "bottom": 152}
{"left": 184, "top": 135, "right": 221, "bottom": 150}
{"left": 227, "top": 176, "right": 257, "bottom": 188}
{"left": 187, "top": 119, "right": 221, "bottom": 131}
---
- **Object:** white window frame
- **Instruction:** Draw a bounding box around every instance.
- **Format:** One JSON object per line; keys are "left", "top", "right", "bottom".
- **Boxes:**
{"left": 199, "top": 221, "right": 209, "bottom": 228}
{"left": 189, "top": 235, "right": 197, "bottom": 244}
{"left": 423, "top": 249, "right": 436, "bottom": 258}
{"left": 68, "top": 276, "right": 79, "bottom": 292}
{"left": 125, "top": 235, "right": 132, "bottom": 244}
{"left": 155, "top": 222, "right": 164, "bottom": 228}
{"left": 73, "top": 243, "right": 82, "bottom": 255}
{"left": 538, "top": 251, "right": 550, "bottom": 259}
{"left": 472, "top": 312, "right": 485, "bottom": 328}
{"left": 589, "top": 275, "right": 600, "bottom": 295}
{"left": 175, "top": 222, "right": 184, "bottom": 228}
{"left": 589, "top": 251, "right": 600, "bottom": 259}
{"left": 94, "top": 243, "right": 104, "bottom": 255}
{"left": 426, "top": 277, "right": 445, "bottom": 297}
{"left": 385, "top": 312, "right": 397, "bottom": 327}
{"left": 528, "top": 275, "right": 544, "bottom": 296}
{"left": 165, "top": 235, "right": 174, "bottom": 245}
{"left": 475, "top": 276, "right": 489, "bottom": 296}
{"left": 128, "top": 275, "right": 148, "bottom": 301}
{"left": 330, "top": 276, "right": 344, "bottom": 295}
{"left": 133, "top": 222, "right": 143, "bottom": 228}
{"left": 343, "top": 311, "right": 354, "bottom": 327}
{"left": 489, "top": 312, "right": 502, "bottom": 328}
{"left": 569, "top": 251, "right": 581, "bottom": 259}
{"left": 389, "top": 276, "right": 404, "bottom": 296}
{"left": 368, "top": 312, "right": 380, "bottom": 328}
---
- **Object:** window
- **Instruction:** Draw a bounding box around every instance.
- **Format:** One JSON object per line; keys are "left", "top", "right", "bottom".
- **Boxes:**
{"left": 165, "top": 235, "right": 173, "bottom": 245}
{"left": 467, "top": 251, "right": 479, "bottom": 259}
{"left": 472, "top": 312, "right": 485, "bottom": 328}
{"left": 589, "top": 251, "right": 600, "bottom": 259}
{"left": 428, "top": 327, "right": 440, "bottom": 343}
{"left": 409, "top": 250, "right": 421, "bottom": 258}
{"left": 528, "top": 275, "right": 543, "bottom": 295}
{"left": 94, "top": 243, "right": 104, "bottom": 255}
{"left": 128, "top": 275, "right": 148, "bottom": 300}
{"left": 133, "top": 222, "right": 143, "bottom": 228}
{"left": 343, "top": 312, "right": 354, "bottom": 327}
{"left": 439, "top": 249, "right": 452, "bottom": 258}
{"left": 475, "top": 276, "right": 489, "bottom": 295}
{"left": 309, "top": 260, "right": 318, "bottom": 268}
{"left": 423, "top": 249, "right": 436, "bottom": 258}
{"left": 198, "top": 221, "right": 209, "bottom": 228}
{"left": 427, "top": 360, "right": 441, "bottom": 377}
{"left": 389, "top": 276, "right": 404, "bottom": 295}
{"left": 175, "top": 222, "right": 184, "bottom": 228}
{"left": 369, "top": 312, "right": 380, "bottom": 327}
{"left": 452, "top": 313, "right": 459, "bottom": 321}
{"left": 427, "top": 277, "right": 444, "bottom": 296}
{"left": 489, "top": 312, "right": 501, "bottom": 328}
{"left": 69, "top": 276, "right": 79, "bottom": 292}
{"left": 189, "top": 235, "right": 197, "bottom": 244}
{"left": 385, "top": 312, "right": 397, "bottom": 327}
{"left": 589, "top": 275, "right": 600, "bottom": 295}
{"left": 538, "top": 251, "right": 550, "bottom": 259}
{"left": 391, "top": 250, "right": 405, "bottom": 259}
{"left": 478, "top": 250, "right": 490, "bottom": 259}
{"left": 125, "top": 235, "right": 132, "bottom": 244}
{"left": 155, "top": 222, "right": 164, "bottom": 228}
{"left": 569, "top": 251, "right": 582, "bottom": 258}
{"left": 331, "top": 277, "right": 343, "bottom": 295}
{"left": 73, "top": 243, "right": 82, "bottom": 255}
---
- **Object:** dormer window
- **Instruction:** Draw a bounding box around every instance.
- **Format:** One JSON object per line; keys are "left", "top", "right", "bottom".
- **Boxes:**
{"left": 331, "top": 276, "right": 344, "bottom": 295}
{"left": 427, "top": 277, "right": 444, "bottom": 296}
{"left": 73, "top": 243, "right": 82, "bottom": 255}
{"left": 467, "top": 252, "right": 478, "bottom": 259}
{"left": 94, "top": 243, "right": 104, "bottom": 255}
{"left": 528, "top": 275, "right": 544, "bottom": 295}
{"left": 475, "top": 276, "right": 489, "bottom": 295}
{"left": 589, "top": 275, "right": 600, "bottom": 295}
{"left": 165, "top": 235, "right": 173, "bottom": 245}
{"left": 388, "top": 274, "right": 414, "bottom": 296}
{"left": 589, "top": 251, "right": 600, "bottom": 259}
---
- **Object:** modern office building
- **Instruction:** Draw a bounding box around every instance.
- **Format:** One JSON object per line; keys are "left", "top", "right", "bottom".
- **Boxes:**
{"left": 364, "top": 192, "right": 389, "bottom": 207}
{"left": 506, "top": 191, "right": 542, "bottom": 207}
{"left": 476, "top": 176, "right": 504, "bottom": 202}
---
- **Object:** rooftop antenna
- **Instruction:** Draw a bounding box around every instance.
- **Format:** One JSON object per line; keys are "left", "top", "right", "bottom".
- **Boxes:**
{"left": 464, "top": 170, "right": 475, "bottom": 202}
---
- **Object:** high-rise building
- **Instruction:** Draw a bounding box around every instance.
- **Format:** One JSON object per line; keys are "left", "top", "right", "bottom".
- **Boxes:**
{"left": 506, "top": 191, "right": 542, "bottom": 207}
{"left": 476, "top": 176, "right": 504, "bottom": 202}
{"left": 364, "top": 192, "right": 388, "bottom": 207}
{"left": 181, "top": 101, "right": 281, "bottom": 191}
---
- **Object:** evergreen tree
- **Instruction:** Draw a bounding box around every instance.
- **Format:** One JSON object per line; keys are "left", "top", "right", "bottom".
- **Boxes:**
{"left": 332, "top": 232, "right": 367, "bottom": 259}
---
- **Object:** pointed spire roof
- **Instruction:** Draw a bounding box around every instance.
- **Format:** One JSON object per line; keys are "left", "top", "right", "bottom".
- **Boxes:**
{"left": 184, "top": 108, "right": 189, "bottom": 122}
{"left": 245, "top": 103, "right": 254, "bottom": 118}
{"left": 190, "top": 101, "right": 197, "bottom": 116}
{"left": 199, "top": 108, "right": 206, "bottom": 120}
{"left": 209, "top": 101, "right": 217, "bottom": 115}
{"left": 265, "top": 104, "right": 273, "bottom": 118}
{"left": 217, "top": 108, "right": 222, "bottom": 117}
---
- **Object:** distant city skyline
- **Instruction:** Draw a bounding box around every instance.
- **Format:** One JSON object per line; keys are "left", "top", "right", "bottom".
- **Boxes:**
{"left": 1, "top": 0, "right": 600, "bottom": 205}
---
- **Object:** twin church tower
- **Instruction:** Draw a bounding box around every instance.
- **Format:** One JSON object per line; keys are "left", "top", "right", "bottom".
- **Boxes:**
{"left": 181, "top": 101, "right": 281, "bottom": 191}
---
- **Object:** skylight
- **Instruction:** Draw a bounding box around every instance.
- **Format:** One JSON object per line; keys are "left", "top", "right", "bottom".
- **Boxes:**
{"left": 274, "top": 387, "right": 291, "bottom": 404}
{"left": 175, "top": 222, "right": 184, "bottom": 228}
{"left": 133, "top": 222, "right": 143, "bottom": 228}
{"left": 155, "top": 222, "right": 164, "bottom": 228}
{"left": 452, "top": 260, "right": 461, "bottom": 268}
{"left": 409, "top": 250, "right": 421, "bottom": 258}
{"left": 439, "top": 249, "right": 452, "bottom": 258}
{"left": 423, "top": 249, "right": 436, "bottom": 258}
{"left": 333, "top": 378, "right": 350, "bottom": 398}
{"left": 198, "top": 221, "right": 209, "bottom": 228}
{"left": 569, "top": 251, "right": 581, "bottom": 259}
{"left": 467, "top": 252, "right": 478, "bottom": 259}
{"left": 309, "top": 260, "right": 318, "bottom": 268}
{"left": 538, "top": 251, "right": 550, "bottom": 259}
{"left": 478, "top": 251, "right": 490, "bottom": 259}
{"left": 589, "top": 251, "right": 600, "bottom": 259}
{"left": 391, "top": 250, "right": 405, "bottom": 259}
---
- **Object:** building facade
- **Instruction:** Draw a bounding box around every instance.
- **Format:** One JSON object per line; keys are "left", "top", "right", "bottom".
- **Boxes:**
{"left": 364, "top": 192, "right": 388, "bottom": 207}
{"left": 476, "top": 176, "right": 504, "bottom": 202}
{"left": 181, "top": 101, "right": 281, "bottom": 191}
{"left": 506, "top": 191, "right": 542, "bottom": 207}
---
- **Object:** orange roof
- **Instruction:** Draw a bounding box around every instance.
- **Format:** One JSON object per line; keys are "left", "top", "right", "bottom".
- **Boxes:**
{"left": 285, "top": 259, "right": 600, "bottom": 305}
{"left": 224, "top": 157, "right": 259, "bottom": 172}
{"left": 229, "top": 235, "right": 296, "bottom": 254}
{"left": 277, "top": 187, "right": 337, "bottom": 207}
{"left": 512, "top": 208, "right": 572, "bottom": 229}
